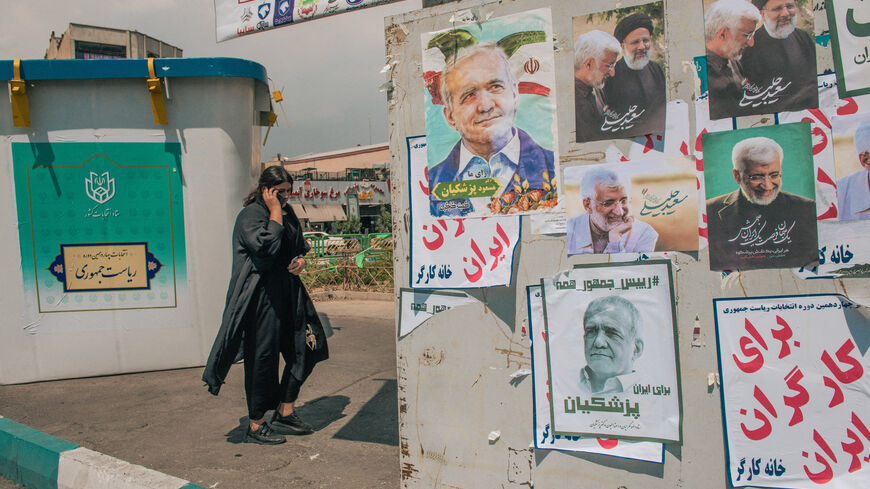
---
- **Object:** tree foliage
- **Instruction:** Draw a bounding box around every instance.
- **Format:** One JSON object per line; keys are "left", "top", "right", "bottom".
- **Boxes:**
{"left": 373, "top": 205, "right": 392, "bottom": 233}
{"left": 585, "top": 3, "right": 665, "bottom": 46}
{"left": 334, "top": 216, "right": 361, "bottom": 235}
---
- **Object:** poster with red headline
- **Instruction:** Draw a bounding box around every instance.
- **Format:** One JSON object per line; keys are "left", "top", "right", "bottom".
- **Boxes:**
{"left": 714, "top": 294, "right": 870, "bottom": 489}
{"left": 407, "top": 135, "right": 519, "bottom": 288}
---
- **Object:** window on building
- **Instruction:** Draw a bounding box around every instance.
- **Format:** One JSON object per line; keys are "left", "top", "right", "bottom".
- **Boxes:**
{"left": 75, "top": 41, "right": 126, "bottom": 59}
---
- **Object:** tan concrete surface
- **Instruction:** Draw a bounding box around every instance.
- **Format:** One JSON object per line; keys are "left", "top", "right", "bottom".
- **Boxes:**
{"left": 0, "top": 299, "right": 397, "bottom": 489}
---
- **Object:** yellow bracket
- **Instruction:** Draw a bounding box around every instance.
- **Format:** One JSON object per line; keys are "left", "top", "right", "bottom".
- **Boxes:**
{"left": 10, "top": 59, "right": 30, "bottom": 127}
{"left": 262, "top": 111, "right": 278, "bottom": 145}
{"left": 146, "top": 58, "right": 168, "bottom": 125}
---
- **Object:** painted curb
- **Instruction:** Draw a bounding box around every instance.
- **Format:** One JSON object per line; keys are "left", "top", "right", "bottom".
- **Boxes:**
{"left": 0, "top": 416, "right": 204, "bottom": 489}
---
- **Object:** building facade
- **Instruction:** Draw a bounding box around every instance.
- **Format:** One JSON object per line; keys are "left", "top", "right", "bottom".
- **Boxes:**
{"left": 264, "top": 143, "right": 391, "bottom": 233}
{"left": 45, "top": 23, "right": 182, "bottom": 59}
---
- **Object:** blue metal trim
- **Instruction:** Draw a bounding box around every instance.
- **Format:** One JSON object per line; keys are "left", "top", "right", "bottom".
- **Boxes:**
{"left": 0, "top": 57, "right": 268, "bottom": 84}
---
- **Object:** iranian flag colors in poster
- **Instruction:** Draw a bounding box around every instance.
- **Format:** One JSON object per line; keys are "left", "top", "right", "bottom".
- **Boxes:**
{"left": 714, "top": 294, "right": 870, "bottom": 488}
{"left": 422, "top": 8, "right": 559, "bottom": 218}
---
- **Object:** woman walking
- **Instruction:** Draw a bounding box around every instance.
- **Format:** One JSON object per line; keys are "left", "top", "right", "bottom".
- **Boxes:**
{"left": 203, "top": 166, "right": 328, "bottom": 444}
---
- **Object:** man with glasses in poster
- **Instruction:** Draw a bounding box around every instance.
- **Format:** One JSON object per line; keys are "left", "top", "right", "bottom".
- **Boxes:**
{"left": 567, "top": 168, "right": 658, "bottom": 254}
{"left": 706, "top": 136, "right": 817, "bottom": 269}
{"left": 741, "top": 0, "right": 818, "bottom": 113}
{"left": 704, "top": 0, "right": 761, "bottom": 119}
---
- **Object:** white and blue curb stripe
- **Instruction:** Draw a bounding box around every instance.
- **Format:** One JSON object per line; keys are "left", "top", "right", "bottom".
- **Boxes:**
{"left": 1, "top": 416, "right": 203, "bottom": 489}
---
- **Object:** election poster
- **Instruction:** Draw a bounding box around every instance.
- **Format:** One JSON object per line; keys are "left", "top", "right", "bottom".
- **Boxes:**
{"left": 422, "top": 8, "right": 560, "bottom": 218}
{"left": 714, "top": 294, "right": 870, "bottom": 489}
{"left": 530, "top": 99, "right": 691, "bottom": 237}
{"left": 693, "top": 85, "right": 738, "bottom": 251}
{"left": 572, "top": 1, "right": 667, "bottom": 142}
{"left": 398, "top": 288, "right": 476, "bottom": 338}
{"left": 11, "top": 142, "right": 188, "bottom": 319}
{"left": 541, "top": 260, "right": 681, "bottom": 443}
{"left": 827, "top": 0, "right": 870, "bottom": 98}
{"left": 213, "top": 0, "right": 401, "bottom": 42}
{"left": 703, "top": 122, "right": 818, "bottom": 271}
{"left": 407, "top": 135, "right": 520, "bottom": 289}
{"left": 703, "top": 0, "right": 818, "bottom": 119}
{"left": 527, "top": 285, "right": 664, "bottom": 462}
{"left": 778, "top": 73, "right": 870, "bottom": 278}
{"left": 831, "top": 113, "right": 870, "bottom": 221}
{"left": 563, "top": 156, "right": 698, "bottom": 255}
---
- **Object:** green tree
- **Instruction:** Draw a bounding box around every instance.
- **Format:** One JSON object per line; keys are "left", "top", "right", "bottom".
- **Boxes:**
{"left": 373, "top": 205, "right": 392, "bottom": 233}
{"left": 334, "top": 216, "right": 361, "bottom": 235}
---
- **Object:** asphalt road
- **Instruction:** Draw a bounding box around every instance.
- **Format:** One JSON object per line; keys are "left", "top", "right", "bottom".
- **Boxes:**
{"left": 0, "top": 298, "right": 397, "bottom": 489}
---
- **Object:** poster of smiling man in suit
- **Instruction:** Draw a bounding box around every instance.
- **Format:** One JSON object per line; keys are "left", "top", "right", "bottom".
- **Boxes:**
{"left": 422, "top": 8, "right": 559, "bottom": 218}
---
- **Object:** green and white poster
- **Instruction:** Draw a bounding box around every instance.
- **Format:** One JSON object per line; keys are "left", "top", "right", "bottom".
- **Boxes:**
{"left": 828, "top": 0, "right": 870, "bottom": 98}
{"left": 12, "top": 142, "right": 187, "bottom": 313}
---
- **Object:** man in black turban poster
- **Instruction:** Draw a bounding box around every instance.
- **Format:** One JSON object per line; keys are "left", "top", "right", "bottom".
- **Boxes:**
{"left": 602, "top": 10, "right": 667, "bottom": 138}
{"left": 740, "top": 0, "right": 818, "bottom": 114}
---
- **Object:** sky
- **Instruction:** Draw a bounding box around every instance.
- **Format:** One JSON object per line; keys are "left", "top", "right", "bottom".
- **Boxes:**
{"left": 0, "top": 0, "right": 423, "bottom": 159}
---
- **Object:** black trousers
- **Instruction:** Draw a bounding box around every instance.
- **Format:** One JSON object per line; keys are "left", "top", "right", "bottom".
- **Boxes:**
{"left": 241, "top": 288, "right": 315, "bottom": 420}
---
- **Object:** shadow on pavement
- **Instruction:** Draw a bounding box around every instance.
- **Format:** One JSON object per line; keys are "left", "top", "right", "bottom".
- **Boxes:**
{"left": 222, "top": 394, "right": 351, "bottom": 444}
{"left": 333, "top": 379, "right": 398, "bottom": 446}
{"left": 224, "top": 419, "right": 249, "bottom": 444}
{"left": 297, "top": 395, "right": 351, "bottom": 430}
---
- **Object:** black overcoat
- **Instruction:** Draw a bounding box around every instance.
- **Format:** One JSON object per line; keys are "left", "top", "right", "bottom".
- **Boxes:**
{"left": 202, "top": 195, "right": 328, "bottom": 396}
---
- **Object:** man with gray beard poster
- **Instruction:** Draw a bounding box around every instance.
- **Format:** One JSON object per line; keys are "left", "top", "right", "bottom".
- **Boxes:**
{"left": 740, "top": 0, "right": 818, "bottom": 114}
{"left": 703, "top": 123, "right": 818, "bottom": 270}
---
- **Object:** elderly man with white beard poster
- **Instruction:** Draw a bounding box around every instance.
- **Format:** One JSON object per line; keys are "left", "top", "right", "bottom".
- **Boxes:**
{"left": 573, "top": 2, "right": 667, "bottom": 142}
{"left": 740, "top": 0, "right": 819, "bottom": 114}
{"left": 704, "top": 122, "right": 819, "bottom": 270}
{"left": 541, "top": 260, "right": 682, "bottom": 444}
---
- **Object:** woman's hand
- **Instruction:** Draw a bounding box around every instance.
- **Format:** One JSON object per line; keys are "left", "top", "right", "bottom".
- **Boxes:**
{"left": 288, "top": 256, "right": 305, "bottom": 275}
{"left": 262, "top": 187, "right": 283, "bottom": 224}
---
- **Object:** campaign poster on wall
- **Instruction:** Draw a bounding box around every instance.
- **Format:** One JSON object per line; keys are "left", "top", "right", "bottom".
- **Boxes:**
{"left": 407, "top": 135, "right": 519, "bottom": 288}
{"left": 572, "top": 1, "right": 666, "bottom": 142}
{"left": 703, "top": 0, "right": 818, "bottom": 119}
{"left": 530, "top": 98, "right": 692, "bottom": 237}
{"left": 541, "top": 260, "right": 682, "bottom": 443}
{"left": 527, "top": 285, "right": 664, "bottom": 462}
{"left": 563, "top": 156, "right": 698, "bottom": 255}
{"left": 831, "top": 113, "right": 870, "bottom": 221}
{"left": 703, "top": 122, "right": 818, "bottom": 270}
{"left": 827, "top": 0, "right": 870, "bottom": 98}
{"left": 693, "top": 87, "right": 738, "bottom": 250}
{"left": 422, "top": 8, "right": 559, "bottom": 218}
{"left": 778, "top": 73, "right": 870, "bottom": 278}
{"left": 398, "top": 288, "right": 476, "bottom": 338}
{"left": 11, "top": 142, "right": 186, "bottom": 314}
{"left": 714, "top": 294, "right": 870, "bottom": 489}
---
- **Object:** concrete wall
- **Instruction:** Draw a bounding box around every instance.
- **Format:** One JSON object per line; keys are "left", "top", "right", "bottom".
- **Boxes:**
{"left": 386, "top": 1, "right": 866, "bottom": 488}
